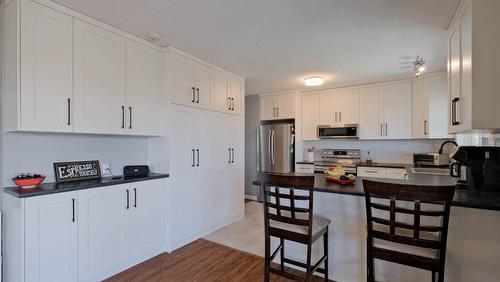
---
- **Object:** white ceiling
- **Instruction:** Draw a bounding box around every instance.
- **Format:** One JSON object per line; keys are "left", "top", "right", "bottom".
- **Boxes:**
{"left": 53, "top": 0, "right": 460, "bottom": 95}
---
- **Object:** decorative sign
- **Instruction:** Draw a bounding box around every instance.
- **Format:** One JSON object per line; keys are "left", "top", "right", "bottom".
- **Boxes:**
{"left": 54, "top": 160, "right": 101, "bottom": 182}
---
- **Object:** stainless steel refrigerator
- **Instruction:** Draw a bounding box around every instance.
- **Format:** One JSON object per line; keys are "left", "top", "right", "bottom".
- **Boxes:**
{"left": 257, "top": 123, "right": 294, "bottom": 173}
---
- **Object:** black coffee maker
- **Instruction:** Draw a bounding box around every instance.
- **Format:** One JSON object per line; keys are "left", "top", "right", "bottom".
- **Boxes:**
{"left": 450, "top": 146, "right": 500, "bottom": 191}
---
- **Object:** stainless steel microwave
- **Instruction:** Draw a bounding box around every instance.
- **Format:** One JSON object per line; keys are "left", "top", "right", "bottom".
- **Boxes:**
{"left": 317, "top": 124, "right": 359, "bottom": 139}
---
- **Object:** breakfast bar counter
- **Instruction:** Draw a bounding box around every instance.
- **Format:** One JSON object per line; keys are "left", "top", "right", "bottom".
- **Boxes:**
{"left": 254, "top": 169, "right": 500, "bottom": 281}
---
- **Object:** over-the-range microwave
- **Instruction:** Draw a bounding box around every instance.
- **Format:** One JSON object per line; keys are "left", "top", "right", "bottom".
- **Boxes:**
{"left": 317, "top": 124, "right": 359, "bottom": 139}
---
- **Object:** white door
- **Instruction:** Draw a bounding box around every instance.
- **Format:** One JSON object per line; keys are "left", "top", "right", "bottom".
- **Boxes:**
{"left": 278, "top": 93, "right": 296, "bottom": 119}
{"left": 227, "top": 116, "right": 244, "bottom": 220}
{"left": 20, "top": 0, "right": 73, "bottom": 132}
{"left": 359, "top": 86, "right": 384, "bottom": 139}
{"left": 229, "top": 77, "right": 244, "bottom": 115}
{"left": 301, "top": 94, "right": 320, "bottom": 140}
{"left": 448, "top": 26, "right": 461, "bottom": 134}
{"left": 191, "top": 109, "right": 215, "bottom": 236}
{"left": 211, "top": 114, "right": 231, "bottom": 227}
{"left": 169, "top": 105, "right": 196, "bottom": 248}
{"left": 337, "top": 88, "right": 360, "bottom": 125}
{"left": 77, "top": 184, "right": 130, "bottom": 281}
{"left": 384, "top": 82, "right": 412, "bottom": 139}
{"left": 458, "top": 5, "right": 472, "bottom": 132}
{"left": 167, "top": 52, "right": 195, "bottom": 106}
{"left": 260, "top": 95, "right": 279, "bottom": 120}
{"left": 130, "top": 179, "right": 166, "bottom": 262}
{"left": 125, "top": 40, "right": 164, "bottom": 136}
{"left": 213, "top": 70, "right": 230, "bottom": 113}
{"left": 25, "top": 192, "right": 78, "bottom": 282}
{"left": 412, "top": 78, "right": 429, "bottom": 138}
{"left": 319, "top": 91, "right": 338, "bottom": 125}
{"left": 194, "top": 62, "right": 212, "bottom": 109}
{"left": 427, "top": 73, "right": 450, "bottom": 138}
{"left": 74, "top": 19, "right": 126, "bottom": 134}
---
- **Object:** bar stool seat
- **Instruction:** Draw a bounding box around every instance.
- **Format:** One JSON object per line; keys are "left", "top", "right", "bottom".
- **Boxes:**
{"left": 270, "top": 213, "right": 330, "bottom": 236}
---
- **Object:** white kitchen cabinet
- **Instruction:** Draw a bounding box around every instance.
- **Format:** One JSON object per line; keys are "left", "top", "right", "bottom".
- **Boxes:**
{"left": 301, "top": 94, "right": 320, "bottom": 140}
{"left": 25, "top": 192, "right": 78, "bottom": 282}
{"left": 213, "top": 71, "right": 244, "bottom": 115}
{"left": 166, "top": 51, "right": 214, "bottom": 110}
{"left": 74, "top": 19, "right": 126, "bottom": 135}
{"left": 447, "top": 0, "right": 500, "bottom": 133}
{"left": 359, "top": 82, "right": 411, "bottom": 140}
{"left": 359, "top": 86, "right": 384, "bottom": 139}
{"left": 20, "top": 0, "right": 74, "bottom": 132}
{"left": 296, "top": 163, "right": 315, "bottom": 174}
{"left": 319, "top": 89, "right": 359, "bottom": 126}
{"left": 77, "top": 183, "right": 130, "bottom": 282}
{"left": 357, "top": 166, "right": 407, "bottom": 180}
{"left": 383, "top": 82, "right": 412, "bottom": 139}
{"left": 260, "top": 92, "right": 296, "bottom": 120}
{"left": 129, "top": 179, "right": 166, "bottom": 263}
{"left": 412, "top": 72, "right": 450, "bottom": 139}
{"left": 125, "top": 40, "right": 164, "bottom": 136}
{"left": 169, "top": 105, "right": 244, "bottom": 250}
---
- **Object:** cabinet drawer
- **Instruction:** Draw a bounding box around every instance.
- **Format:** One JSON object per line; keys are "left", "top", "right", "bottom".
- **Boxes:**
{"left": 385, "top": 168, "right": 408, "bottom": 180}
{"left": 296, "top": 164, "right": 314, "bottom": 174}
{"left": 357, "top": 167, "right": 386, "bottom": 178}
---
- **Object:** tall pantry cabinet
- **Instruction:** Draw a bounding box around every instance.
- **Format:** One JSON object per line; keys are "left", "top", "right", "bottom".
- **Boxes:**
{"left": 165, "top": 48, "right": 245, "bottom": 250}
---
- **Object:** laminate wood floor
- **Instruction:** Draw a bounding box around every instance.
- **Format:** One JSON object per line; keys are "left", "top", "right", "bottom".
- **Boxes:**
{"left": 106, "top": 239, "right": 330, "bottom": 282}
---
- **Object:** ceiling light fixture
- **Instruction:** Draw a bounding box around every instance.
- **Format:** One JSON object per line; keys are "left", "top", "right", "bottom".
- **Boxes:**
{"left": 413, "top": 56, "right": 426, "bottom": 78}
{"left": 145, "top": 32, "right": 161, "bottom": 43}
{"left": 304, "top": 76, "right": 324, "bottom": 87}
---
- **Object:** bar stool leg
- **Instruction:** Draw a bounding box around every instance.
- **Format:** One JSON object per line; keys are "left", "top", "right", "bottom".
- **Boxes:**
{"left": 264, "top": 235, "right": 270, "bottom": 282}
{"left": 280, "top": 238, "right": 285, "bottom": 272}
{"left": 367, "top": 238, "right": 374, "bottom": 282}
{"left": 305, "top": 244, "right": 313, "bottom": 282}
{"left": 324, "top": 230, "right": 329, "bottom": 281}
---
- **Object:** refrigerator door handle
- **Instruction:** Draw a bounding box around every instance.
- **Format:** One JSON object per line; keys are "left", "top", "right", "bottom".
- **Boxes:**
{"left": 271, "top": 129, "right": 276, "bottom": 165}
{"left": 257, "top": 127, "right": 261, "bottom": 172}
{"left": 268, "top": 129, "right": 273, "bottom": 165}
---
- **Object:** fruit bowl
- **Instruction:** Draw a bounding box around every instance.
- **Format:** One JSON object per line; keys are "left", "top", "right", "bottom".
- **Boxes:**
{"left": 324, "top": 175, "right": 355, "bottom": 184}
{"left": 12, "top": 174, "right": 45, "bottom": 189}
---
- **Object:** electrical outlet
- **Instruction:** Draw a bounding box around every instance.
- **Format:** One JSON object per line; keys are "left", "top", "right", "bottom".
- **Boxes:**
{"left": 101, "top": 163, "right": 111, "bottom": 176}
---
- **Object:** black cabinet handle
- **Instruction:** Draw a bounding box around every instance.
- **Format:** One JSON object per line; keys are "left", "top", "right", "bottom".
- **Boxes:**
{"left": 128, "top": 107, "right": 132, "bottom": 129}
{"left": 228, "top": 148, "right": 231, "bottom": 163}
{"left": 126, "top": 189, "right": 130, "bottom": 209}
{"left": 452, "top": 97, "right": 460, "bottom": 125}
{"left": 424, "top": 120, "right": 428, "bottom": 135}
{"left": 121, "top": 106, "right": 125, "bottom": 129}
{"left": 196, "top": 149, "right": 200, "bottom": 166}
{"left": 227, "top": 97, "right": 231, "bottom": 110}
{"left": 67, "top": 98, "right": 71, "bottom": 125}
{"left": 277, "top": 107, "right": 279, "bottom": 117}
{"left": 134, "top": 188, "right": 137, "bottom": 208}
{"left": 196, "top": 88, "right": 200, "bottom": 103}
{"left": 192, "top": 149, "right": 195, "bottom": 167}
{"left": 192, "top": 87, "right": 195, "bottom": 102}
{"left": 231, "top": 98, "right": 235, "bottom": 110}
{"left": 231, "top": 148, "right": 235, "bottom": 163}
{"left": 72, "top": 198, "right": 75, "bottom": 222}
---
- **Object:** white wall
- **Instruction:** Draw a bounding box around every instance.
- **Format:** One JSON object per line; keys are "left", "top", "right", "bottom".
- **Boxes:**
{"left": 2, "top": 132, "right": 149, "bottom": 186}
{"left": 245, "top": 95, "right": 259, "bottom": 197}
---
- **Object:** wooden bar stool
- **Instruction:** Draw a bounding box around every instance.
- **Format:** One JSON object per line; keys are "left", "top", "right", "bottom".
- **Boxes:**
{"left": 259, "top": 173, "right": 330, "bottom": 282}
{"left": 362, "top": 179, "right": 456, "bottom": 282}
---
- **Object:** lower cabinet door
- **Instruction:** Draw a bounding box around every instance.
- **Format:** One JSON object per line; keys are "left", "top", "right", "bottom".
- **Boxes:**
{"left": 130, "top": 179, "right": 166, "bottom": 262}
{"left": 25, "top": 192, "right": 78, "bottom": 282}
{"left": 77, "top": 184, "right": 130, "bottom": 282}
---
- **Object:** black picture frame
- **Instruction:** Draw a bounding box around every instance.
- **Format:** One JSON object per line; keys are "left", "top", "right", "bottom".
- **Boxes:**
{"left": 54, "top": 160, "right": 101, "bottom": 182}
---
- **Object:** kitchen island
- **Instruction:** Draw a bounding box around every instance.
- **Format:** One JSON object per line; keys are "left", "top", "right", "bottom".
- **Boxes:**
{"left": 254, "top": 169, "right": 500, "bottom": 282}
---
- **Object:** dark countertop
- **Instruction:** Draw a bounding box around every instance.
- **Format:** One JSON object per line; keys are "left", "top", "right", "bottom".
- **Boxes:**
{"left": 4, "top": 173, "right": 170, "bottom": 198}
{"left": 253, "top": 168, "right": 500, "bottom": 211}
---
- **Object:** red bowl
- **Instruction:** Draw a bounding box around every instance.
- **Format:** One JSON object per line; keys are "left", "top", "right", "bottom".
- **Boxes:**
{"left": 12, "top": 177, "right": 45, "bottom": 188}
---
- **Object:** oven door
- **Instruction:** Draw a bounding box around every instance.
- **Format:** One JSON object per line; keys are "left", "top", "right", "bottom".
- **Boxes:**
{"left": 318, "top": 125, "right": 358, "bottom": 139}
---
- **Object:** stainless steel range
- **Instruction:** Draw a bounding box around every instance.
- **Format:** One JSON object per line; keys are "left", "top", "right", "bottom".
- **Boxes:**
{"left": 314, "top": 149, "right": 361, "bottom": 174}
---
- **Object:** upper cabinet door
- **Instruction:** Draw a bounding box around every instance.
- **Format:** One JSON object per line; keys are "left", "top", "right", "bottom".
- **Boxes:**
{"left": 427, "top": 73, "right": 450, "bottom": 138}
{"left": 20, "top": 1, "right": 73, "bottom": 132}
{"left": 278, "top": 93, "right": 296, "bottom": 119}
{"left": 337, "top": 88, "right": 360, "bottom": 125}
{"left": 229, "top": 78, "right": 244, "bottom": 115}
{"left": 213, "top": 70, "right": 230, "bottom": 113}
{"left": 74, "top": 20, "right": 126, "bottom": 134}
{"left": 194, "top": 62, "right": 212, "bottom": 109}
{"left": 301, "top": 94, "right": 320, "bottom": 140}
{"left": 167, "top": 52, "right": 195, "bottom": 106}
{"left": 25, "top": 192, "right": 78, "bottom": 282}
{"left": 260, "top": 95, "right": 279, "bottom": 120}
{"left": 319, "top": 92, "right": 338, "bottom": 125}
{"left": 359, "top": 86, "right": 384, "bottom": 139}
{"left": 125, "top": 40, "right": 164, "bottom": 136}
{"left": 412, "top": 78, "right": 429, "bottom": 138}
{"left": 383, "top": 82, "right": 412, "bottom": 139}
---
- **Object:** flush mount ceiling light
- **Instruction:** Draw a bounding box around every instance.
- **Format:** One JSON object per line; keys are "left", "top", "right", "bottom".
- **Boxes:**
{"left": 304, "top": 76, "right": 324, "bottom": 87}
{"left": 145, "top": 32, "right": 161, "bottom": 43}
{"left": 413, "top": 56, "right": 426, "bottom": 78}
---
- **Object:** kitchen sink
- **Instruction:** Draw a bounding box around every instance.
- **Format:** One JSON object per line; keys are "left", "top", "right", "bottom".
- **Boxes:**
{"left": 411, "top": 167, "right": 450, "bottom": 176}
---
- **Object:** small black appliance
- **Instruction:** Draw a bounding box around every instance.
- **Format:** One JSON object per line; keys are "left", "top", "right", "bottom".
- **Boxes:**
{"left": 123, "top": 165, "right": 150, "bottom": 178}
{"left": 449, "top": 146, "right": 500, "bottom": 191}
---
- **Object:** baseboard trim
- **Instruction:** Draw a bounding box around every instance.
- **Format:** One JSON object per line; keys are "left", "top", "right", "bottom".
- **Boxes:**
{"left": 245, "top": 194, "right": 258, "bottom": 201}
